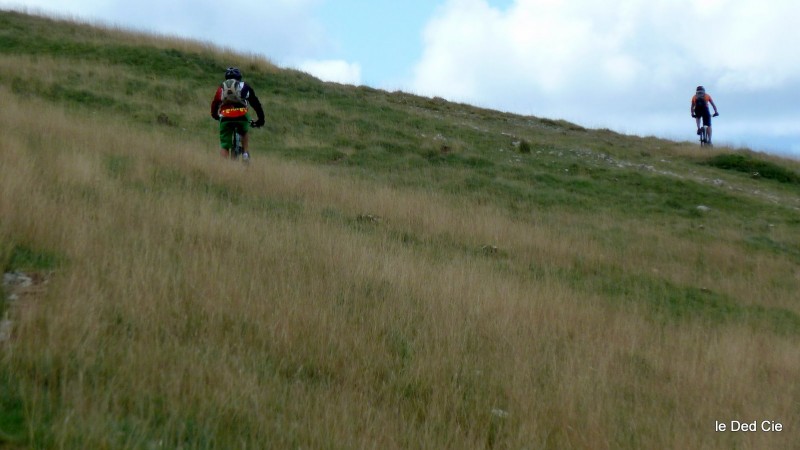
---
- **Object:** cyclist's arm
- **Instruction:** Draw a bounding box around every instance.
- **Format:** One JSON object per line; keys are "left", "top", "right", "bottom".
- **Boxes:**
{"left": 211, "top": 87, "right": 222, "bottom": 120}
{"left": 709, "top": 98, "right": 719, "bottom": 114}
{"left": 690, "top": 96, "right": 696, "bottom": 116}
{"left": 245, "top": 86, "right": 266, "bottom": 126}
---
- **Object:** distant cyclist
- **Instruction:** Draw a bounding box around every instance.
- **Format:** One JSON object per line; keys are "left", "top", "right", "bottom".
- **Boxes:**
{"left": 690, "top": 85, "right": 719, "bottom": 144}
{"left": 211, "top": 67, "right": 265, "bottom": 160}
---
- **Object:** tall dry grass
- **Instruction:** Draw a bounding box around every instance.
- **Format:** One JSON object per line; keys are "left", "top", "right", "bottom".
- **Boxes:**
{"left": 2, "top": 88, "right": 799, "bottom": 448}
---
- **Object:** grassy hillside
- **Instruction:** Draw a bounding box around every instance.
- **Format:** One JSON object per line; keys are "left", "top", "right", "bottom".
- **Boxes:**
{"left": 2, "top": 10, "right": 800, "bottom": 449}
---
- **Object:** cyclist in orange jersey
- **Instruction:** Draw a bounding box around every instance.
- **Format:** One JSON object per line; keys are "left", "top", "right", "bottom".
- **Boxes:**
{"left": 691, "top": 85, "right": 719, "bottom": 144}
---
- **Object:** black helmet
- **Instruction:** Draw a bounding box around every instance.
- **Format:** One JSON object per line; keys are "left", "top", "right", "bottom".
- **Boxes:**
{"left": 225, "top": 67, "right": 242, "bottom": 80}
{"left": 696, "top": 85, "right": 705, "bottom": 92}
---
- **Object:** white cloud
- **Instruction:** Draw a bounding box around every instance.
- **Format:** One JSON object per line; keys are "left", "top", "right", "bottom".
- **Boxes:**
{"left": 410, "top": 0, "right": 800, "bottom": 153}
{"left": 297, "top": 59, "right": 362, "bottom": 85}
{"left": 413, "top": 0, "right": 672, "bottom": 122}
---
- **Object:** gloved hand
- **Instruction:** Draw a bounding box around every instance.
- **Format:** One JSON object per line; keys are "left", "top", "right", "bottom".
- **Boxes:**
{"left": 254, "top": 118, "right": 265, "bottom": 128}
{"left": 211, "top": 113, "right": 220, "bottom": 121}
{"left": 713, "top": 112, "right": 719, "bottom": 117}
{"left": 691, "top": 114, "right": 696, "bottom": 118}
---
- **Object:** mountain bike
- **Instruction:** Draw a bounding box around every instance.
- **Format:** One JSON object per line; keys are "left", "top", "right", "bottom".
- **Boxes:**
{"left": 228, "top": 120, "right": 260, "bottom": 163}
{"left": 696, "top": 112, "right": 718, "bottom": 148}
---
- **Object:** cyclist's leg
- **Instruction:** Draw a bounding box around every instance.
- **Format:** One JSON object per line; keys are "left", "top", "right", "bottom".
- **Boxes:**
{"left": 703, "top": 113, "right": 712, "bottom": 142}
{"left": 242, "top": 132, "right": 249, "bottom": 152}
{"left": 239, "top": 113, "right": 252, "bottom": 152}
{"left": 219, "top": 120, "right": 234, "bottom": 158}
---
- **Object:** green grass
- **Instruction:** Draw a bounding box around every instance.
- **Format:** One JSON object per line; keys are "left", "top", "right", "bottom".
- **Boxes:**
{"left": 3, "top": 245, "right": 64, "bottom": 272}
{"left": 705, "top": 153, "right": 800, "bottom": 184}
{"left": 0, "top": 371, "right": 26, "bottom": 446}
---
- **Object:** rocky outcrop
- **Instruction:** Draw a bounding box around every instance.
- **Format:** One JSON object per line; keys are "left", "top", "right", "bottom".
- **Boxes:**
{"left": 1, "top": 271, "right": 49, "bottom": 343}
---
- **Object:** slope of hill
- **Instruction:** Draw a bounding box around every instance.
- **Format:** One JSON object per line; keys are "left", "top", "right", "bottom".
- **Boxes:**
{"left": 1, "top": 10, "right": 799, "bottom": 449}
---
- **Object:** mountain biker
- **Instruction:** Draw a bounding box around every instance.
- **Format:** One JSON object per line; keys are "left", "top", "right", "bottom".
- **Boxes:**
{"left": 211, "top": 67, "right": 265, "bottom": 160}
{"left": 690, "top": 85, "right": 719, "bottom": 144}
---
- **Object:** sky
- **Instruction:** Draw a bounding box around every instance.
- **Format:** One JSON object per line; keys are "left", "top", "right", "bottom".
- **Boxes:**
{"left": 3, "top": 0, "right": 800, "bottom": 158}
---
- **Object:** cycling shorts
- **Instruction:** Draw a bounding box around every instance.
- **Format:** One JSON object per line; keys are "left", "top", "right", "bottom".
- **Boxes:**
{"left": 218, "top": 114, "right": 250, "bottom": 149}
{"left": 700, "top": 111, "right": 712, "bottom": 127}
{"left": 696, "top": 108, "right": 711, "bottom": 127}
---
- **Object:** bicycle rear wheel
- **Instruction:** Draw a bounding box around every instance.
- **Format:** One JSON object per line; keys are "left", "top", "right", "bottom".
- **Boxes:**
{"left": 232, "top": 130, "right": 242, "bottom": 159}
